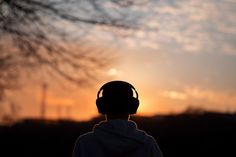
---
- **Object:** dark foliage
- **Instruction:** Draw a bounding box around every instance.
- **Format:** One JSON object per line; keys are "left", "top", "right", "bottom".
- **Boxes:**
{"left": 0, "top": 112, "right": 235, "bottom": 157}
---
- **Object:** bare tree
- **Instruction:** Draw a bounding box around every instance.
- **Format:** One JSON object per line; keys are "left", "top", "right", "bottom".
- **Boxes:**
{"left": 0, "top": 0, "right": 147, "bottom": 99}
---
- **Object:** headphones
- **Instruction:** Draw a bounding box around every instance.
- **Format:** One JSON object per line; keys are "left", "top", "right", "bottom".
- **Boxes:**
{"left": 96, "top": 81, "right": 139, "bottom": 115}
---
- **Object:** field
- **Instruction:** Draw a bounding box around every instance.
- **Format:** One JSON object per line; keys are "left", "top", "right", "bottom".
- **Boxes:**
{"left": 0, "top": 112, "right": 235, "bottom": 157}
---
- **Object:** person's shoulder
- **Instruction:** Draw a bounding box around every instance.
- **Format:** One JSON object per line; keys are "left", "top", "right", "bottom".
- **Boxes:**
{"left": 145, "top": 134, "right": 158, "bottom": 145}
{"left": 133, "top": 127, "right": 155, "bottom": 142}
{"left": 135, "top": 128, "right": 158, "bottom": 144}
{"left": 76, "top": 131, "right": 95, "bottom": 143}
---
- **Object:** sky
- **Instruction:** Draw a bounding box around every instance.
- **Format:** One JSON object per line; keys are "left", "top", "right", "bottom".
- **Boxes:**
{"left": 1, "top": 0, "right": 236, "bottom": 122}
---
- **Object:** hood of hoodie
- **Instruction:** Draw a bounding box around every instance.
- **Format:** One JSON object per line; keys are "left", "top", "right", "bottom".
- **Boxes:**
{"left": 93, "top": 120, "right": 148, "bottom": 156}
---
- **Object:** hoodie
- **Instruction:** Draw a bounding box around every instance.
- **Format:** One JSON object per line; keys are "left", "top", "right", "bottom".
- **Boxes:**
{"left": 72, "top": 120, "right": 163, "bottom": 157}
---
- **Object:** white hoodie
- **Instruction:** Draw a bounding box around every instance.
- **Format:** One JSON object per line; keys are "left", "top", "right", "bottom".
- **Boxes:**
{"left": 72, "top": 119, "right": 163, "bottom": 157}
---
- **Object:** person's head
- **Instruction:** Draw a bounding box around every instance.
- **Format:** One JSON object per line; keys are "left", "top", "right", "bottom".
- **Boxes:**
{"left": 96, "top": 81, "right": 139, "bottom": 120}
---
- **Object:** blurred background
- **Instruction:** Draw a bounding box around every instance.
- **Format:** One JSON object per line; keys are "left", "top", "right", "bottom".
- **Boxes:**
{"left": 0, "top": 0, "right": 236, "bottom": 157}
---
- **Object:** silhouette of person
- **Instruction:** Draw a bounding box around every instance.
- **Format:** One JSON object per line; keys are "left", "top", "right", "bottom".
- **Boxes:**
{"left": 72, "top": 80, "right": 163, "bottom": 157}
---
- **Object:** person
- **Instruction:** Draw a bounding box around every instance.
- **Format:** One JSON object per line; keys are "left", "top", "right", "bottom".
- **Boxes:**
{"left": 72, "top": 80, "right": 163, "bottom": 157}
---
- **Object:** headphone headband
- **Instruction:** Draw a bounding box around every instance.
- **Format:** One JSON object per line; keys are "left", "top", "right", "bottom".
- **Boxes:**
{"left": 97, "top": 81, "right": 138, "bottom": 99}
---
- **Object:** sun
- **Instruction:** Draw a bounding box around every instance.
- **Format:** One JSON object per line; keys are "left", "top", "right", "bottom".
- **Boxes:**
{"left": 108, "top": 68, "right": 118, "bottom": 76}
{"left": 136, "top": 97, "right": 152, "bottom": 116}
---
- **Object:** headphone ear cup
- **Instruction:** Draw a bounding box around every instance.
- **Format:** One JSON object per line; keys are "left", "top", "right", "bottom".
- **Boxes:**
{"left": 129, "top": 98, "right": 139, "bottom": 114}
{"left": 96, "top": 97, "right": 107, "bottom": 114}
{"left": 96, "top": 97, "right": 139, "bottom": 114}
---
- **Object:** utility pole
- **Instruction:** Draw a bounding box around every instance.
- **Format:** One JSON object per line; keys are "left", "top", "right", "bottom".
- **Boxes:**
{"left": 10, "top": 102, "right": 19, "bottom": 121}
{"left": 41, "top": 83, "right": 48, "bottom": 120}
{"left": 66, "top": 106, "right": 72, "bottom": 120}
{"left": 57, "top": 104, "right": 62, "bottom": 120}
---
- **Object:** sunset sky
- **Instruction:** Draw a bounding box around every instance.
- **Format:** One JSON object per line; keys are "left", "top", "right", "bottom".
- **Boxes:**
{"left": 2, "top": 0, "right": 236, "bottom": 121}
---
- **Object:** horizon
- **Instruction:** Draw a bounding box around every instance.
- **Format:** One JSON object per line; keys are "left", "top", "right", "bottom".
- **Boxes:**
{"left": 1, "top": 109, "right": 236, "bottom": 126}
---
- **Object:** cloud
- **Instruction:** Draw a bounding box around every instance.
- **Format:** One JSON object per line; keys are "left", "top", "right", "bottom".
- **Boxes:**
{"left": 130, "top": 1, "right": 235, "bottom": 55}
{"left": 162, "top": 91, "right": 187, "bottom": 100}
{"left": 82, "top": 0, "right": 236, "bottom": 56}
{"left": 138, "top": 0, "right": 236, "bottom": 55}
{"left": 222, "top": 44, "right": 236, "bottom": 56}
{"left": 155, "top": 5, "right": 179, "bottom": 15}
{"left": 162, "top": 87, "right": 236, "bottom": 107}
{"left": 185, "top": 87, "right": 236, "bottom": 106}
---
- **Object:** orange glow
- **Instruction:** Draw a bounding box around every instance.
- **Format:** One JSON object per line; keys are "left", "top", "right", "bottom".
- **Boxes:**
{"left": 2, "top": 41, "right": 236, "bottom": 123}
{"left": 3, "top": 77, "right": 236, "bottom": 123}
